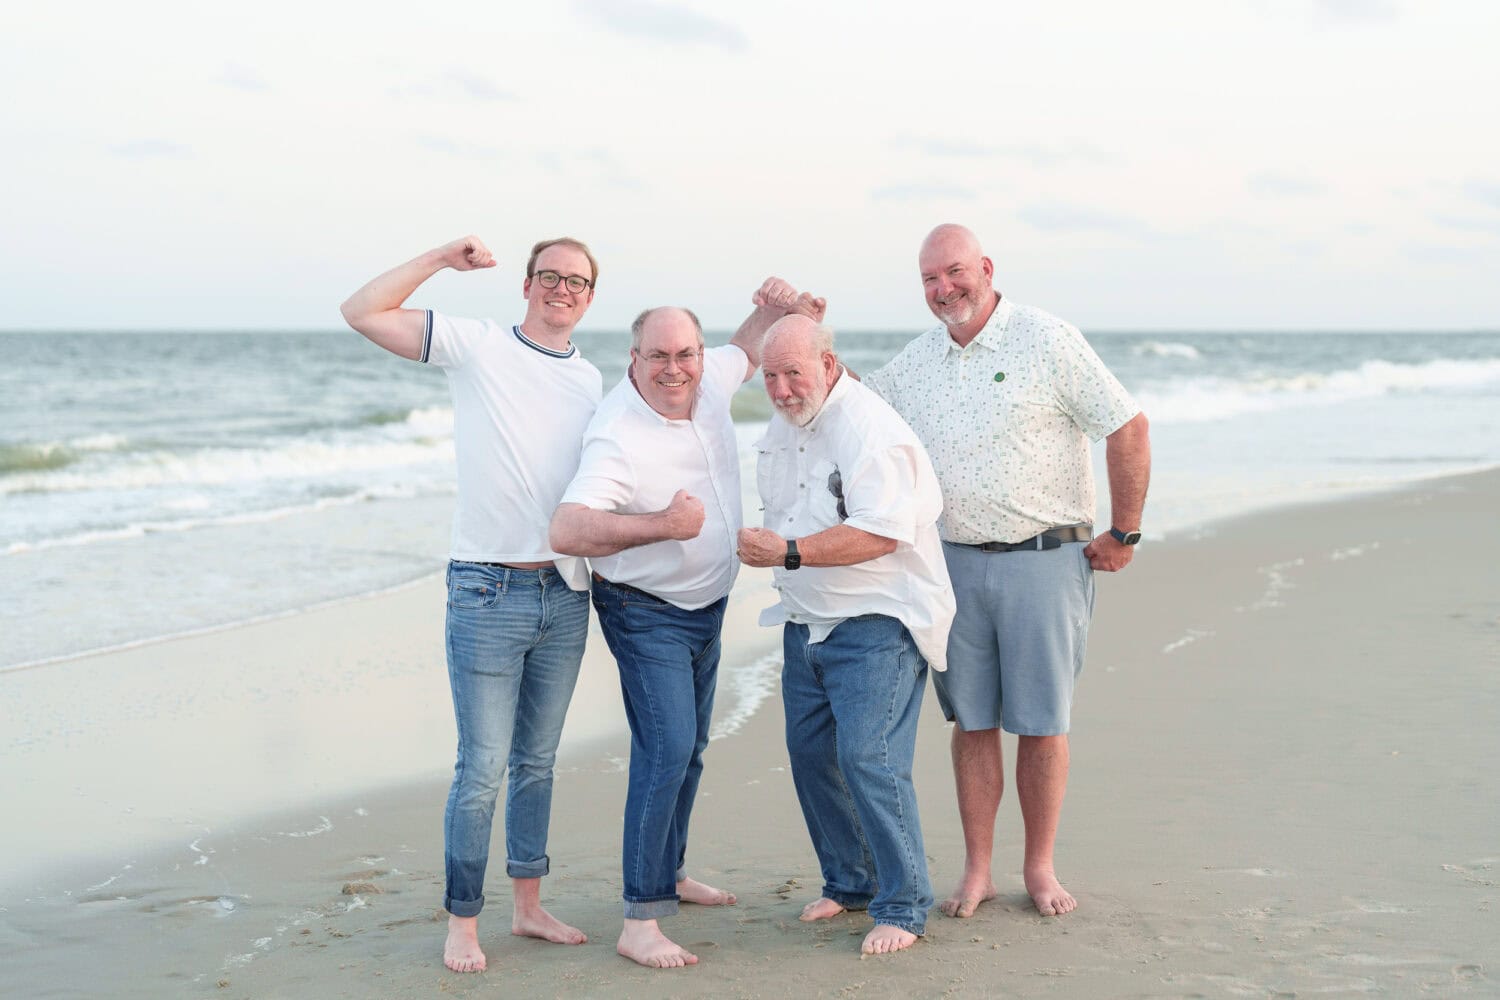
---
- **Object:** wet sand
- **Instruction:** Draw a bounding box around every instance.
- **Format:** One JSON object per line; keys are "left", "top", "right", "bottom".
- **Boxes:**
{"left": 2, "top": 471, "right": 1496, "bottom": 998}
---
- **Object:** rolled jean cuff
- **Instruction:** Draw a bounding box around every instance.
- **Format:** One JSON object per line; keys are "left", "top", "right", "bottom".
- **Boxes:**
{"left": 622, "top": 895, "right": 680, "bottom": 920}
{"left": 506, "top": 854, "right": 550, "bottom": 879}
{"left": 445, "top": 894, "right": 484, "bottom": 918}
{"left": 824, "top": 889, "right": 872, "bottom": 912}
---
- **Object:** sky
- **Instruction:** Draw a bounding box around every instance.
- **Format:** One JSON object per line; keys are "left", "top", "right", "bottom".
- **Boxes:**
{"left": 2, "top": 0, "right": 1498, "bottom": 333}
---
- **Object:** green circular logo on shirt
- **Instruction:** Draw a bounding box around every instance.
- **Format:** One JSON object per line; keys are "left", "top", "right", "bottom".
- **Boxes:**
{"left": 993, "top": 372, "right": 1006, "bottom": 382}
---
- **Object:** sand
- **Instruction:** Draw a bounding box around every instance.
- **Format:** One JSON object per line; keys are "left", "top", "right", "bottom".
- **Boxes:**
{"left": 2, "top": 471, "right": 1496, "bottom": 998}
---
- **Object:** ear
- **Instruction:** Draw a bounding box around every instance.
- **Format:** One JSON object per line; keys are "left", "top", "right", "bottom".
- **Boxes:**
{"left": 822, "top": 351, "right": 839, "bottom": 380}
{"left": 522, "top": 276, "right": 534, "bottom": 298}
{"left": 980, "top": 256, "right": 994, "bottom": 281}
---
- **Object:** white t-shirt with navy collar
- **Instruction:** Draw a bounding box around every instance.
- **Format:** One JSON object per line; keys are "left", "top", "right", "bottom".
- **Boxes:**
{"left": 422, "top": 310, "right": 602, "bottom": 590}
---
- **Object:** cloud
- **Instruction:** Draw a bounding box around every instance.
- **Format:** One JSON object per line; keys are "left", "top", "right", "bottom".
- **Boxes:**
{"left": 1431, "top": 214, "right": 1500, "bottom": 237}
{"left": 415, "top": 135, "right": 503, "bottom": 159}
{"left": 1015, "top": 202, "right": 1151, "bottom": 236}
{"left": 535, "top": 148, "right": 644, "bottom": 189}
{"left": 574, "top": 0, "right": 748, "bottom": 52}
{"left": 1313, "top": 0, "right": 1400, "bottom": 23}
{"left": 870, "top": 182, "right": 976, "bottom": 203}
{"left": 220, "top": 63, "right": 270, "bottom": 92}
{"left": 1403, "top": 241, "right": 1491, "bottom": 263}
{"left": 448, "top": 72, "right": 512, "bottom": 102}
{"left": 1462, "top": 180, "right": 1500, "bottom": 211}
{"left": 111, "top": 139, "right": 191, "bottom": 159}
{"left": 391, "top": 73, "right": 513, "bottom": 102}
{"left": 1247, "top": 170, "right": 1325, "bottom": 197}
{"left": 894, "top": 137, "right": 1110, "bottom": 167}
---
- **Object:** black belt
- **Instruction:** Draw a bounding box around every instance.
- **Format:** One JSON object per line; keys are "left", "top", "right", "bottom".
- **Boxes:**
{"left": 957, "top": 525, "right": 1092, "bottom": 553}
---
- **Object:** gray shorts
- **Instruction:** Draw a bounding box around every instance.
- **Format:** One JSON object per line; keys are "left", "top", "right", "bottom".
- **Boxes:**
{"left": 933, "top": 540, "right": 1095, "bottom": 736}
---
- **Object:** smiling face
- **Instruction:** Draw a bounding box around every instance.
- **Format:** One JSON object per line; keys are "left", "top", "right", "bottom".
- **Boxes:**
{"left": 918, "top": 224, "right": 997, "bottom": 342}
{"left": 522, "top": 243, "right": 596, "bottom": 336}
{"left": 761, "top": 316, "right": 839, "bottom": 428}
{"left": 630, "top": 308, "right": 704, "bottom": 420}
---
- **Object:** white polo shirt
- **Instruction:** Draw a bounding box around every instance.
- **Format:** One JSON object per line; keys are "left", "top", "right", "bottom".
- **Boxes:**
{"left": 560, "top": 344, "right": 748, "bottom": 611}
{"left": 753, "top": 372, "right": 955, "bottom": 671}
{"left": 422, "top": 310, "right": 602, "bottom": 590}
{"left": 863, "top": 298, "right": 1139, "bottom": 545}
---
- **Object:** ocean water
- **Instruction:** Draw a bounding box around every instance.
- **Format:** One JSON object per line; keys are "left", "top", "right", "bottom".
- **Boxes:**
{"left": 4, "top": 327, "right": 1498, "bottom": 670}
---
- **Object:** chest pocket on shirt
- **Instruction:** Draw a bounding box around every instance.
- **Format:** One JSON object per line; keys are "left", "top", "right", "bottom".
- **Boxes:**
{"left": 755, "top": 444, "right": 789, "bottom": 520}
{"left": 808, "top": 458, "right": 845, "bottom": 527}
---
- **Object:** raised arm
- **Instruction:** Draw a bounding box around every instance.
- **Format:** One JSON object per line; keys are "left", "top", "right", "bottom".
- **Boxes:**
{"left": 1083, "top": 410, "right": 1151, "bottom": 572}
{"left": 728, "top": 278, "right": 827, "bottom": 378}
{"left": 550, "top": 490, "right": 705, "bottom": 558}
{"left": 339, "top": 236, "right": 497, "bottom": 360}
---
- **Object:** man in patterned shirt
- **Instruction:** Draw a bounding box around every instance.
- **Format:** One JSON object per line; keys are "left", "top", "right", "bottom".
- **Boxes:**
{"left": 863, "top": 223, "right": 1151, "bottom": 919}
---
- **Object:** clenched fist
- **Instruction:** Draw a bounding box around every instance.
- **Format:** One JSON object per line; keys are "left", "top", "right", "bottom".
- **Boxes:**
{"left": 437, "top": 235, "right": 497, "bottom": 272}
{"left": 736, "top": 527, "right": 788, "bottom": 568}
{"left": 659, "top": 490, "right": 705, "bottom": 540}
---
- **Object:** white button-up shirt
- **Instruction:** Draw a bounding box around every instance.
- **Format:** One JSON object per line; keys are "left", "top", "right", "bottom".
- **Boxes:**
{"left": 560, "top": 345, "right": 746, "bottom": 610}
{"left": 753, "top": 372, "right": 955, "bottom": 670}
{"left": 864, "top": 298, "right": 1139, "bottom": 545}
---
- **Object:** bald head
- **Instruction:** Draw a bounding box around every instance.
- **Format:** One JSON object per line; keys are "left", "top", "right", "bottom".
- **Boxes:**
{"left": 920, "top": 223, "right": 984, "bottom": 263}
{"left": 918, "top": 223, "right": 997, "bottom": 342}
{"left": 631, "top": 306, "right": 704, "bottom": 351}
{"left": 763, "top": 314, "right": 834, "bottom": 358}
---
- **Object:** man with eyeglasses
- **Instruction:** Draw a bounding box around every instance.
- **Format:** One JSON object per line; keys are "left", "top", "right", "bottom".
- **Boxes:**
{"left": 550, "top": 281, "right": 825, "bottom": 969}
{"left": 341, "top": 234, "right": 604, "bottom": 974}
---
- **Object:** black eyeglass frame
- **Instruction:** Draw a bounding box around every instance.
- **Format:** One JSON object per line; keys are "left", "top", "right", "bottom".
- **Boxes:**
{"left": 533, "top": 270, "right": 594, "bottom": 293}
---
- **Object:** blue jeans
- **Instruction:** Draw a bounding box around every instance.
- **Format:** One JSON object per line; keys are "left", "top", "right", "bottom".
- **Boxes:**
{"left": 782, "top": 615, "right": 933, "bottom": 935}
{"left": 591, "top": 578, "right": 727, "bottom": 920}
{"left": 442, "top": 561, "right": 589, "bottom": 918}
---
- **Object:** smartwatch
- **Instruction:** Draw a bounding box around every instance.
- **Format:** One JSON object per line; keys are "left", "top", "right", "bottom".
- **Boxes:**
{"left": 1108, "top": 527, "right": 1142, "bottom": 546}
{"left": 784, "top": 538, "right": 802, "bottom": 570}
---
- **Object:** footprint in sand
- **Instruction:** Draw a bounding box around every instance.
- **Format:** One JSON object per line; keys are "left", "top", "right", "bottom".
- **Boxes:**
{"left": 1204, "top": 866, "right": 1289, "bottom": 878}
{"left": 1162, "top": 628, "right": 1215, "bottom": 654}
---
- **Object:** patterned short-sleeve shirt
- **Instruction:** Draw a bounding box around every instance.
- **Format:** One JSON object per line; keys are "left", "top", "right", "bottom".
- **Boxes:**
{"left": 863, "top": 298, "right": 1139, "bottom": 545}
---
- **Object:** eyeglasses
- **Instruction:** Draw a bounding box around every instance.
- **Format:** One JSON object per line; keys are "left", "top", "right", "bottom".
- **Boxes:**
{"left": 638, "top": 349, "right": 703, "bottom": 367}
{"left": 534, "top": 270, "right": 593, "bottom": 293}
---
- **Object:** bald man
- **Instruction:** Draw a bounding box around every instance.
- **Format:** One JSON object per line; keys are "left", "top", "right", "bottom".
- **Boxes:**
{"left": 862, "top": 224, "right": 1151, "bottom": 919}
{"left": 550, "top": 281, "right": 823, "bottom": 969}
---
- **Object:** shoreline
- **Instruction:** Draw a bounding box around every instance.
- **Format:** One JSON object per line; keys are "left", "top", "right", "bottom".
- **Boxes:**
{"left": 9, "top": 457, "right": 1497, "bottom": 676}
{"left": 3, "top": 468, "right": 1497, "bottom": 996}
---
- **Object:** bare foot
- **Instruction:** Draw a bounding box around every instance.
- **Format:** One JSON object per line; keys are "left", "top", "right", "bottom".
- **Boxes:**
{"left": 799, "top": 897, "right": 846, "bottom": 921}
{"left": 1024, "top": 865, "right": 1077, "bottom": 916}
{"left": 617, "top": 918, "right": 699, "bottom": 969}
{"left": 861, "top": 924, "right": 918, "bottom": 955}
{"left": 939, "top": 871, "right": 997, "bottom": 918}
{"left": 444, "top": 915, "right": 487, "bottom": 973}
{"left": 513, "top": 905, "right": 587, "bottom": 944}
{"left": 677, "top": 876, "right": 736, "bottom": 906}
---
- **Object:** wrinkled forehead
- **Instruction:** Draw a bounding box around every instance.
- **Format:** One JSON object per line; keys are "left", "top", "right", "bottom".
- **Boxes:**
{"left": 762, "top": 336, "right": 821, "bottom": 373}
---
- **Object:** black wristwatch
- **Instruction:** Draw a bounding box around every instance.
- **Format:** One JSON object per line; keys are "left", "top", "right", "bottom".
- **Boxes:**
{"left": 784, "top": 538, "right": 802, "bottom": 570}
{"left": 1108, "top": 527, "right": 1142, "bottom": 546}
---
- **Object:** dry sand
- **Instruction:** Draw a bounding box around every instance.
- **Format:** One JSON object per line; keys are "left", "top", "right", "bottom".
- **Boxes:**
{"left": 2, "top": 471, "right": 1496, "bottom": 998}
